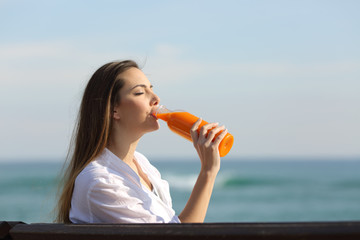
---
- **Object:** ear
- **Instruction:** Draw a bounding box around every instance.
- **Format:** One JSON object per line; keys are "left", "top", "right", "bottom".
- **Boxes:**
{"left": 112, "top": 105, "right": 121, "bottom": 120}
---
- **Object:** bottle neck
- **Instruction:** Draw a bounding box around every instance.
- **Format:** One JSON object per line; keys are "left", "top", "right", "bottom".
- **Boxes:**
{"left": 152, "top": 105, "right": 173, "bottom": 120}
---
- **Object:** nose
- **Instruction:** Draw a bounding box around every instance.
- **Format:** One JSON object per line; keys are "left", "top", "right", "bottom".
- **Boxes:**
{"left": 151, "top": 92, "right": 160, "bottom": 106}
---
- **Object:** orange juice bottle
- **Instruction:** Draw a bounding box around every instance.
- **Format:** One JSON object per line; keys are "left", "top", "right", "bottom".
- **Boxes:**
{"left": 153, "top": 105, "right": 234, "bottom": 157}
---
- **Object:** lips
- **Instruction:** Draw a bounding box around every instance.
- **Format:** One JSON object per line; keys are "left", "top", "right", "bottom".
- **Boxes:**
{"left": 150, "top": 107, "right": 159, "bottom": 119}
{"left": 150, "top": 111, "right": 158, "bottom": 119}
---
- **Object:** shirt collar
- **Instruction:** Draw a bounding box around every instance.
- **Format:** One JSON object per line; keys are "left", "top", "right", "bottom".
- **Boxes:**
{"left": 102, "top": 148, "right": 142, "bottom": 185}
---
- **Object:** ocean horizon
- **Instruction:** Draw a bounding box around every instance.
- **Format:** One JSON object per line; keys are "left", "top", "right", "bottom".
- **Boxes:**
{"left": 1, "top": 157, "right": 359, "bottom": 223}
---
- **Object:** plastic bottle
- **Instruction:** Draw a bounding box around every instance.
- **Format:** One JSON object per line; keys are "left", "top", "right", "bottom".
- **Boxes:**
{"left": 152, "top": 105, "right": 234, "bottom": 157}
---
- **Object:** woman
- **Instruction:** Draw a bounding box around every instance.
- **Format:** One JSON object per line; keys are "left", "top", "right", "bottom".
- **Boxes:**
{"left": 56, "top": 60, "right": 228, "bottom": 223}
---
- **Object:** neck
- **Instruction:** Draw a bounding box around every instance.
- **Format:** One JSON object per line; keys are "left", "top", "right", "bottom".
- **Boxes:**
{"left": 107, "top": 127, "right": 141, "bottom": 165}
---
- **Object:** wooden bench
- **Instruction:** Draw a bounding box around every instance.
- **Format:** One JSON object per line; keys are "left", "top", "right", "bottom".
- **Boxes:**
{"left": 0, "top": 222, "right": 23, "bottom": 240}
{"left": 6, "top": 221, "right": 360, "bottom": 240}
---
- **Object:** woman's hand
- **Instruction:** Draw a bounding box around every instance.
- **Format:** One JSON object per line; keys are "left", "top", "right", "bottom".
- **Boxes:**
{"left": 179, "top": 118, "right": 228, "bottom": 223}
{"left": 190, "top": 118, "right": 228, "bottom": 174}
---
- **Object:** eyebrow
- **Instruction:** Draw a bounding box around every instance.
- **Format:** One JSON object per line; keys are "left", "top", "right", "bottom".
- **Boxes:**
{"left": 130, "top": 84, "right": 153, "bottom": 90}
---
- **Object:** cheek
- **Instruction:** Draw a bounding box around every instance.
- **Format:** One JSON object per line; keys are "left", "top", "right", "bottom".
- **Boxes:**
{"left": 122, "top": 99, "right": 147, "bottom": 117}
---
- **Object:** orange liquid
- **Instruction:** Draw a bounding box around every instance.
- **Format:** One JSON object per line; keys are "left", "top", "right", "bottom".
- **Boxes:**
{"left": 157, "top": 112, "right": 234, "bottom": 157}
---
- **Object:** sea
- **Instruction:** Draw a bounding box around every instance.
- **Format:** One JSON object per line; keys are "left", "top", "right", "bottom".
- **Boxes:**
{"left": 1, "top": 157, "right": 360, "bottom": 223}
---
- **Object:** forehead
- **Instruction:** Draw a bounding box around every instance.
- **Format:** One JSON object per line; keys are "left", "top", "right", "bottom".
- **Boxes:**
{"left": 118, "top": 67, "right": 151, "bottom": 88}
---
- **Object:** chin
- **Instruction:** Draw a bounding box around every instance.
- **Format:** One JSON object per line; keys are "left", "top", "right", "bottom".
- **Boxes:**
{"left": 145, "top": 121, "right": 160, "bottom": 133}
{"left": 152, "top": 122, "right": 161, "bottom": 131}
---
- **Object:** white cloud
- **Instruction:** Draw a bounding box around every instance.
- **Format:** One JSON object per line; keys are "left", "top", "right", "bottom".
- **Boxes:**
{"left": 206, "top": 61, "right": 360, "bottom": 79}
{"left": 154, "top": 44, "right": 184, "bottom": 57}
{"left": 0, "top": 41, "right": 69, "bottom": 59}
{"left": 0, "top": 41, "right": 359, "bottom": 160}
{"left": 144, "top": 44, "right": 360, "bottom": 84}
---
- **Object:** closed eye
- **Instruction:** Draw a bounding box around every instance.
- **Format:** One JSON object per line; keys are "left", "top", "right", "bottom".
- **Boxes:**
{"left": 131, "top": 84, "right": 153, "bottom": 96}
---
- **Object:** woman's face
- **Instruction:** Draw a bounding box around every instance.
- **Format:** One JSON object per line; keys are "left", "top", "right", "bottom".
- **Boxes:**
{"left": 113, "top": 67, "right": 160, "bottom": 136}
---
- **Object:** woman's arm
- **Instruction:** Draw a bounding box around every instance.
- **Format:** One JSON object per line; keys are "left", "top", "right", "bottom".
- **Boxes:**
{"left": 178, "top": 119, "right": 228, "bottom": 223}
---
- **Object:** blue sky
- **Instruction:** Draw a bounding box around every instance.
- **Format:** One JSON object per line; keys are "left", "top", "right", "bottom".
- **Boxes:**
{"left": 0, "top": 0, "right": 359, "bottom": 161}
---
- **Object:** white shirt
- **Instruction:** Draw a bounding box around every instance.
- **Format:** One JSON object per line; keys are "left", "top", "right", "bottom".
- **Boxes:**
{"left": 69, "top": 148, "right": 181, "bottom": 223}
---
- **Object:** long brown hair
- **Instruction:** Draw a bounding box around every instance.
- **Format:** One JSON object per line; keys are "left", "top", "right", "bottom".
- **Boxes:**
{"left": 56, "top": 60, "right": 139, "bottom": 223}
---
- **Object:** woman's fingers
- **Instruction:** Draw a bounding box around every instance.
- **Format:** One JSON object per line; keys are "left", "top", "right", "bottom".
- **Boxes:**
{"left": 190, "top": 118, "right": 202, "bottom": 143}
{"left": 204, "top": 125, "right": 226, "bottom": 145}
{"left": 192, "top": 120, "right": 228, "bottom": 153}
{"left": 198, "top": 122, "right": 219, "bottom": 139}
{"left": 213, "top": 128, "right": 228, "bottom": 146}
{"left": 198, "top": 123, "right": 224, "bottom": 141}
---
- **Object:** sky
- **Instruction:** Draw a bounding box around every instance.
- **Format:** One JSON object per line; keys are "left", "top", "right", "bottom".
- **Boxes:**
{"left": 0, "top": 0, "right": 359, "bottom": 161}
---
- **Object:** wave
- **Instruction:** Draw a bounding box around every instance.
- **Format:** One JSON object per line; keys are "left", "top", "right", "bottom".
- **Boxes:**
{"left": 219, "top": 176, "right": 277, "bottom": 188}
{"left": 165, "top": 174, "right": 360, "bottom": 192}
{"left": 163, "top": 173, "right": 287, "bottom": 191}
{"left": 163, "top": 174, "right": 198, "bottom": 191}
{"left": 216, "top": 174, "right": 290, "bottom": 189}
{"left": 334, "top": 180, "right": 360, "bottom": 190}
{"left": 0, "top": 175, "right": 58, "bottom": 194}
